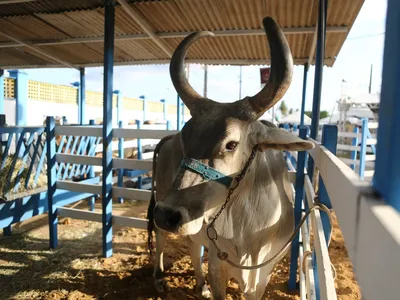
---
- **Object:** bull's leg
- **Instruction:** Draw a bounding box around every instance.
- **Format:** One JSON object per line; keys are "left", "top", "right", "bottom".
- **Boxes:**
{"left": 208, "top": 246, "right": 229, "bottom": 300}
{"left": 243, "top": 264, "right": 274, "bottom": 300}
{"left": 189, "top": 241, "right": 211, "bottom": 299}
{"left": 153, "top": 227, "right": 170, "bottom": 293}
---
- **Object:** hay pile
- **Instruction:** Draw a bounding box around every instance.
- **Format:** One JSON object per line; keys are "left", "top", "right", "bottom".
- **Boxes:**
{"left": 0, "top": 155, "right": 47, "bottom": 199}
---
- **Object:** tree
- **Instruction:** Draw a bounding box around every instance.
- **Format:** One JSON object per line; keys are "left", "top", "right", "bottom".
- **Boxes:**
{"left": 304, "top": 110, "right": 329, "bottom": 119}
{"left": 279, "top": 101, "right": 288, "bottom": 116}
{"left": 289, "top": 108, "right": 293, "bottom": 115}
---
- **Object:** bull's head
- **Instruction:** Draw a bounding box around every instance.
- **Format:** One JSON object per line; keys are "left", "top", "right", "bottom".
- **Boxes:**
{"left": 153, "top": 17, "right": 314, "bottom": 236}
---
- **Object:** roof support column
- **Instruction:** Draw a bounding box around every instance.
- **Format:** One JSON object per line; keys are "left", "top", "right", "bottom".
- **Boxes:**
{"left": 373, "top": 0, "right": 400, "bottom": 212}
{"left": 79, "top": 68, "right": 86, "bottom": 125}
{"left": 300, "top": 63, "right": 309, "bottom": 126}
{"left": 9, "top": 70, "right": 28, "bottom": 126}
{"left": 102, "top": 0, "right": 115, "bottom": 259}
{"left": 176, "top": 94, "right": 182, "bottom": 130}
{"left": 114, "top": 90, "right": 121, "bottom": 125}
{"left": 0, "top": 70, "right": 4, "bottom": 115}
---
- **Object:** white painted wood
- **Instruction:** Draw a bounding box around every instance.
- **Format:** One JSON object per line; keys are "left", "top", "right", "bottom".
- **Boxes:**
{"left": 364, "top": 170, "right": 375, "bottom": 177}
{"left": 288, "top": 170, "right": 297, "bottom": 184}
{"left": 113, "top": 128, "right": 178, "bottom": 139}
{"left": 286, "top": 157, "right": 296, "bottom": 171}
{"left": 304, "top": 175, "right": 337, "bottom": 300}
{"left": 113, "top": 215, "right": 148, "bottom": 230}
{"left": 340, "top": 158, "right": 375, "bottom": 168}
{"left": 307, "top": 139, "right": 370, "bottom": 262}
{"left": 56, "top": 153, "right": 102, "bottom": 166}
{"left": 113, "top": 158, "right": 153, "bottom": 170}
{"left": 112, "top": 187, "right": 152, "bottom": 201}
{"left": 337, "top": 144, "right": 361, "bottom": 151}
{"left": 56, "top": 180, "right": 101, "bottom": 194}
{"left": 55, "top": 125, "right": 102, "bottom": 137}
{"left": 299, "top": 244, "right": 307, "bottom": 300}
{"left": 365, "top": 155, "right": 376, "bottom": 161}
{"left": 301, "top": 212, "right": 316, "bottom": 300}
{"left": 338, "top": 132, "right": 361, "bottom": 138}
{"left": 58, "top": 207, "right": 102, "bottom": 222}
{"left": 368, "top": 122, "right": 379, "bottom": 129}
{"left": 353, "top": 194, "right": 400, "bottom": 300}
{"left": 366, "top": 138, "right": 377, "bottom": 145}
{"left": 142, "top": 151, "right": 154, "bottom": 160}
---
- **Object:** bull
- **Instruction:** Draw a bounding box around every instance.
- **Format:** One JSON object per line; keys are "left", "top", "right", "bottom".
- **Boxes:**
{"left": 146, "top": 16, "right": 314, "bottom": 299}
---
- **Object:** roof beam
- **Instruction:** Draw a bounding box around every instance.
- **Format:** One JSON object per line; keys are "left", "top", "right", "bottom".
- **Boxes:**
{"left": 0, "top": 0, "right": 37, "bottom": 4}
{"left": 308, "top": 0, "right": 319, "bottom": 66}
{"left": 0, "top": 31, "right": 78, "bottom": 69}
{"left": 0, "top": 58, "right": 336, "bottom": 69}
{"left": 0, "top": 26, "right": 348, "bottom": 49}
{"left": 115, "top": 0, "right": 172, "bottom": 57}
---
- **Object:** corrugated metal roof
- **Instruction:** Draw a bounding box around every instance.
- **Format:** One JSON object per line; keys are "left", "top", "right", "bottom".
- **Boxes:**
{"left": 0, "top": 0, "right": 364, "bottom": 69}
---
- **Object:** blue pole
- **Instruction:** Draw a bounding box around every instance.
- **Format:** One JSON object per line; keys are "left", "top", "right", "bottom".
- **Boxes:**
{"left": 46, "top": 116, "right": 58, "bottom": 249}
{"left": 308, "top": 0, "right": 327, "bottom": 180}
{"left": 288, "top": 127, "right": 309, "bottom": 290}
{"left": 373, "top": 0, "right": 400, "bottom": 212}
{"left": 9, "top": 70, "right": 28, "bottom": 126}
{"left": 101, "top": 0, "right": 115, "bottom": 258}
{"left": 300, "top": 63, "right": 309, "bottom": 126}
{"left": 166, "top": 120, "right": 171, "bottom": 130}
{"left": 161, "top": 99, "right": 167, "bottom": 121}
{"left": 177, "top": 94, "right": 181, "bottom": 130}
{"left": 313, "top": 124, "right": 338, "bottom": 300}
{"left": 359, "top": 118, "right": 368, "bottom": 179}
{"left": 118, "top": 120, "right": 124, "bottom": 203}
{"left": 88, "top": 119, "right": 96, "bottom": 211}
{"left": 0, "top": 69, "right": 4, "bottom": 114}
{"left": 80, "top": 68, "right": 86, "bottom": 125}
{"left": 136, "top": 120, "right": 143, "bottom": 189}
{"left": 350, "top": 126, "right": 359, "bottom": 171}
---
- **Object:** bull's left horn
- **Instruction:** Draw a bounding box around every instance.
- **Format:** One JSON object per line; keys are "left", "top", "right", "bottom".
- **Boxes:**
{"left": 169, "top": 31, "right": 214, "bottom": 113}
{"left": 242, "top": 17, "right": 293, "bottom": 119}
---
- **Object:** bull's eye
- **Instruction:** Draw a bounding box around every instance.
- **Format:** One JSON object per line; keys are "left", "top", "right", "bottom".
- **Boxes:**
{"left": 226, "top": 141, "right": 238, "bottom": 152}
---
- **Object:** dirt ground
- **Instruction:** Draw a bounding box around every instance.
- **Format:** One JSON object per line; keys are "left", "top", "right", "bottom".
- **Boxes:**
{"left": 0, "top": 200, "right": 361, "bottom": 300}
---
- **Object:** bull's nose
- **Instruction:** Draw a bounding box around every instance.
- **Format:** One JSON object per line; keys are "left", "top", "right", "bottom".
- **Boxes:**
{"left": 153, "top": 205, "right": 182, "bottom": 232}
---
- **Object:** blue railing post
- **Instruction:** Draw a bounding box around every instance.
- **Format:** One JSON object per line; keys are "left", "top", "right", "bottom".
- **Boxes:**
{"left": 313, "top": 124, "right": 338, "bottom": 300}
{"left": 288, "top": 126, "right": 309, "bottom": 291}
{"left": 136, "top": 119, "right": 143, "bottom": 189}
{"left": 161, "top": 99, "right": 167, "bottom": 121}
{"left": 80, "top": 68, "right": 86, "bottom": 124}
{"left": 177, "top": 94, "right": 181, "bottom": 130}
{"left": 88, "top": 119, "right": 96, "bottom": 211}
{"left": 0, "top": 70, "right": 4, "bottom": 114}
{"left": 46, "top": 116, "right": 58, "bottom": 249}
{"left": 101, "top": 0, "right": 115, "bottom": 258}
{"left": 9, "top": 70, "right": 28, "bottom": 127}
{"left": 373, "top": 0, "right": 400, "bottom": 212}
{"left": 115, "top": 90, "right": 121, "bottom": 125}
{"left": 140, "top": 95, "right": 147, "bottom": 122}
{"left": 118, "top": 120, "right": 124, "bottom": 203}
{"left": 359, "top": 118, "right": 368, "bottom": 179}
{"left": 300, "top": 63, "right": 309, "bottom": 127}
{"left": 166, "top": 120, "right": 171, "bottom": 131}
{"left": 350, "top": 126, "right": 359, "bottom": 171}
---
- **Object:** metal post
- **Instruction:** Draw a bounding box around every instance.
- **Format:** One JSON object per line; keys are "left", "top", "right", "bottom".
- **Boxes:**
{"left": 313, "top": 124, "right": 338, "bottom": 300}
{"left": 203, "top": 64, "right": 208, "bottom": 98}
{"left": 102, "top": 0, "right": 115, "bottom": 258}
{"left": 118, "top": 120, "right": 124, "bottom": 203}
{"left": 239, "top": 66, "right": 242, "bottom": 99}
{"left": 308, "top": 0, "right": 327, "bottom": 179}
{"left": 140, "top": 95, "right": 147, "bottom": 122}
{"left": 359, "top": 118, "right": 368, "bottom": 179}
{"left": 136, "top": 120, "right": 143, "bottom": 189}
{"left": 166, "top": 120, "right": 171, "bottom": 130}
{"left": 9, "top": 70, "right": 28, "bottom": 126}
{"left": 350, "top": 126, "right": 359, "bottom": 171}
{"left": 115, "top": 90, "right": 121, "bottom": 124}
{"left": 300, "top": 63, "right": 309, "bottom": 126}
{"left": 88, "top": 119, "right": 96, "bottom": 211}
{"left": 0, "top": 69, "right": 4, "bottom": 115}
{"left": 373, "top": 0, "right": 400, "bottom": 213}
{"left": 288, "top": 127, "right": 309, "bottom": 290}
{"left": 181, "top": 102, "right": 185, "bottom": 126}
{"left": 161, "top": 99, "right": 167, "bottom": 121}
{"left": 79, "top": 68, "right": 86, "bottom": 125}
{"left": 46, "top": 116, "right": 58, "bottom": 249}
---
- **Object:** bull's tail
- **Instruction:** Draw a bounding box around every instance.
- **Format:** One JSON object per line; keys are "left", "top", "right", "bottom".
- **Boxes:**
{"left": 146, "top": 134, "right": 175, "bottom": 255}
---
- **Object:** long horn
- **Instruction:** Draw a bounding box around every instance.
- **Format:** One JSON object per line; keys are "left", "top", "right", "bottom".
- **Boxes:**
{"left": 169, "top": 31, "right": 215, "bottom": 112}
{"left": 242, "top": 17, "right": 293, "bottom": 119}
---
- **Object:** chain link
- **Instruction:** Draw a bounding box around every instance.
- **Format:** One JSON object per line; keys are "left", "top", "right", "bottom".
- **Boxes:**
{"left": 206, "top": 145, "right": 259, "bottom": 241}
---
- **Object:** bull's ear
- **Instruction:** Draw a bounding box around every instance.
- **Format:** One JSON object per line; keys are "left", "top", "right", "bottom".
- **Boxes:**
{"left": 255, "top": 127, "right": 314, "bottom": 151}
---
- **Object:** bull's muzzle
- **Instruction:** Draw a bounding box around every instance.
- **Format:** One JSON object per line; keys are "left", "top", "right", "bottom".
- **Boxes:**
{"left": 153, "top": 205, "right": 182, "bottom": 233}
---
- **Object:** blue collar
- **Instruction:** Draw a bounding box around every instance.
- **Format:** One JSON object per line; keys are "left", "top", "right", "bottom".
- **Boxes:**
{"left": 180, "top": 157, "right": 233, "bottom": 188}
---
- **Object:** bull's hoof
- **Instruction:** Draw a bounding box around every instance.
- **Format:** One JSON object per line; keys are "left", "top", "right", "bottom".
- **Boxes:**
{"left": 196, "top": 283, "right": 212, "bottom": 299}
{"left": 154, "top": 278, "right": 171, "bottom": 293}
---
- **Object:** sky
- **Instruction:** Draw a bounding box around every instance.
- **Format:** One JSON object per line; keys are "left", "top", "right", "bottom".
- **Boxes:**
{"left": 12, "top": 0, "right": 388, "bottom": 116}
